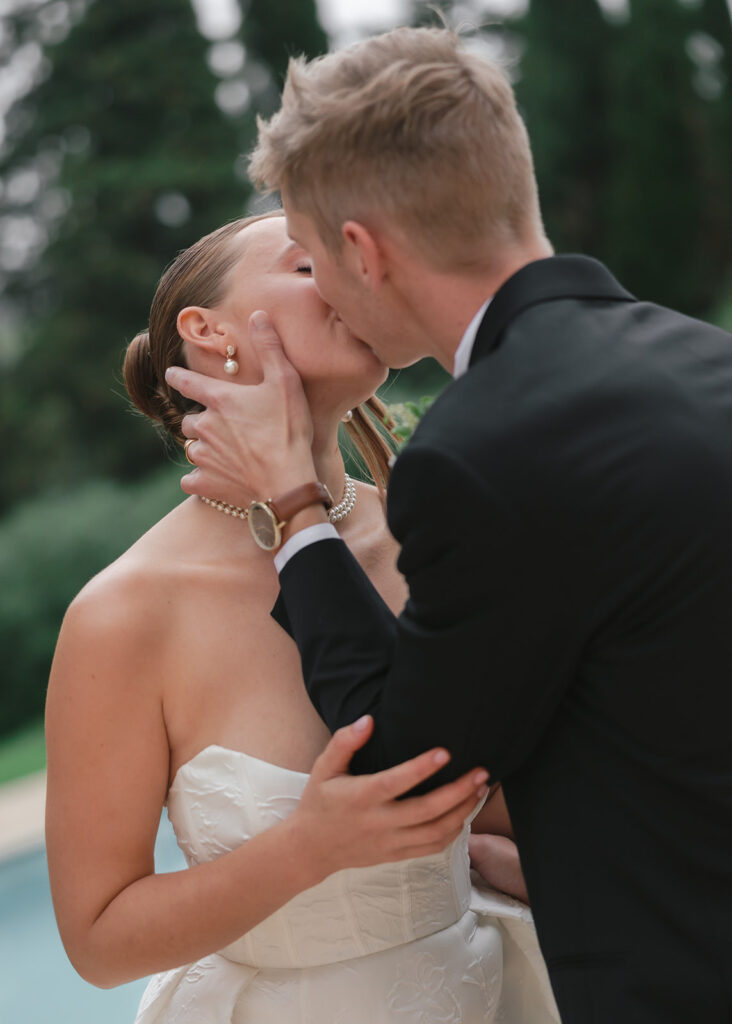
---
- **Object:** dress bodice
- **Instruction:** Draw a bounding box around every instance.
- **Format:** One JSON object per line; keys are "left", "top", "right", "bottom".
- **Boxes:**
{"left": 136, "top": 744, "right": 559, "bottom": 1023}
{"left": 166, "top": 744, "right": 473, "bottom": 969}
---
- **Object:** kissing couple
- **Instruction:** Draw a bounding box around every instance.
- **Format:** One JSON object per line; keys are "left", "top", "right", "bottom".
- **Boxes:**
{"left": 47, "top": 26, "right": 732, "bottom": 1024}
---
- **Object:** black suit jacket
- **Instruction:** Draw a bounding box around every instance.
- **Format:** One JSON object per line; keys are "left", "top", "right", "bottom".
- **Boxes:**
{"left": 274, "top": 256, "right": 732, "bottom": 1023}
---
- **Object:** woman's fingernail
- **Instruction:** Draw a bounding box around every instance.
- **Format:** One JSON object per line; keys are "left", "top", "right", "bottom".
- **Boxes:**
{"left": 433, "top": 749, "right": 450, "bottom": 767}
{"left": 250, "top": 311, "right": 269, "bottom": 331}
{"left": 353, "top": 715, "right": 371, "bottom": 733}
{"left": 473, "top": 769, "right": 489, "bottom": 786}
{"left": 476, "top": 785, "right": 489, "bottom": 799}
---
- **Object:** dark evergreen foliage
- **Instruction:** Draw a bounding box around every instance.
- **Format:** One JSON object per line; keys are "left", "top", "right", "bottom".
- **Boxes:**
{"left": 516, "top": 0, "right": 732, "bottom": 315}
{"left": 513, "top": 0, "right": 613, "bottom": 258}
{"left": 242, "top": 0, "right": 327, "bottom": 104}
{"left": 0, "top": 0, "right": 245, "bottom": 510}
{"left": 0, "top": 0, "right": 329, "bottom": 515}
{"left": 603, "top": 0, "right": 706, "bottom": 312}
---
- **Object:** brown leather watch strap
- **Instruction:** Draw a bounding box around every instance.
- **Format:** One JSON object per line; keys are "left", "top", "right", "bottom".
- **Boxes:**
{"left": 268, "top": 482, "right": 333, "bottom": 524}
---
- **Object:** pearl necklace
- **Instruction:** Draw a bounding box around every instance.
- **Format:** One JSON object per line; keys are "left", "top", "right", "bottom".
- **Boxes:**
{"left": 200, "top": 474, "right": 357, "bottom": 525}
{"left": 328, "top": 473, "right": 357, "bottom": 522}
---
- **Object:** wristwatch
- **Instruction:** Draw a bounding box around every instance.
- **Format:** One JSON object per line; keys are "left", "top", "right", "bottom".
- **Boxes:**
{"left": 248, "top": 482, "right": 333, "bottom": 551}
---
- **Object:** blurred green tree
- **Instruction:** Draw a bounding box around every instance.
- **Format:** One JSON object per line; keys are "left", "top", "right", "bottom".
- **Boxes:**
{"left": 512, "top": 0, "right": 613, "bottom": 257}
{"left": 511, "top": 0, "right": 732, "bottom": 316}
{"left": 0, "top": 0, "right": 244, "bottom": 511}
{"left": 240, "top": 0, "right": 327, "bottom": 112}
{"left": 411, "top": 0, "right": 732, "bottom": 318}
{"left": 0, "top": 0, "right": 329, "bottom": 515}
{"left": 691, "top": 0, "right": 732, "bottom": 298}
{"left": 603, "top": 0, "right": 712, "bottom": 313}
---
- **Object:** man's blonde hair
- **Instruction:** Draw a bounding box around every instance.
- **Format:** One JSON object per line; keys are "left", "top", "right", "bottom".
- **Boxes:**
{"left": 249, "top": 27, "right": 544, "bottom": 271}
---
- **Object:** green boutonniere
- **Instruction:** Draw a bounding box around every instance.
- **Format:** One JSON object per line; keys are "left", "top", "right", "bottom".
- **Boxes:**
{"left": 384, "top": 396, "right": 435, "bottom": 450}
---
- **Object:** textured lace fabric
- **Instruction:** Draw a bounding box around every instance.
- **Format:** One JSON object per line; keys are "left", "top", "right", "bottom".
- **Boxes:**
{"left": 134, "top": 745, "right": 559, "bottom": 1023}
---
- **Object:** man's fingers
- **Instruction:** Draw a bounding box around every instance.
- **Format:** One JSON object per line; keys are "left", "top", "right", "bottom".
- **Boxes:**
{"left": 249, "top": 311, "right": 298, "bottom": 382}
{"left": 393, "top": 766, "right": 489, "bottom": 828}
{"left": 166, "top": 365, "right": 221, "bottom": 407}
{"left": 309, "top": 716, "right": 374, "bottom": 782}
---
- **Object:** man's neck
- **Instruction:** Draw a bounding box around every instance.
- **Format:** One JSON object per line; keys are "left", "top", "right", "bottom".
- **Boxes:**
{"left": 410, "top": 239, "right": 554, "bottom": 373}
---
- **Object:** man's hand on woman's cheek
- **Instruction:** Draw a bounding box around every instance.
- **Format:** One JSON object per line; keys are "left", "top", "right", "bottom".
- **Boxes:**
{"left": 165, "top": 312, "right": 316, "bottom": 508}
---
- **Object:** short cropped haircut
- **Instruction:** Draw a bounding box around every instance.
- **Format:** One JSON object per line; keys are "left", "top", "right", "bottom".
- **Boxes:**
{"left": 249, "top": 27, "right": 544, "bottom": 271}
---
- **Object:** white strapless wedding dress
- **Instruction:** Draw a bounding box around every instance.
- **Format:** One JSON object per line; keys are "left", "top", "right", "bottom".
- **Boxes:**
{"left": 135, "top": 745, "right": 559, "bottom": 1023}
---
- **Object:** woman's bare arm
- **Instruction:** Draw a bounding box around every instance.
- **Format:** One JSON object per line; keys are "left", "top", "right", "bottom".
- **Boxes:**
{"left": 469, "top": 785, "right": 528, "bottom": 902}
{"left": 470, "top": 783, "right": 513, "bottom": 837}
{"left": 468, "top": 833, "right": 529, "bottom": 904}
{"left": 46, "top": 574, "right": 487, "bottom": 988}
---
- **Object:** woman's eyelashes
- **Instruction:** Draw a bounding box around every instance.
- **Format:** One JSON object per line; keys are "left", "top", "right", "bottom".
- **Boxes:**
{"left": 295, "top": 263, "right": 313, "bottom": 274}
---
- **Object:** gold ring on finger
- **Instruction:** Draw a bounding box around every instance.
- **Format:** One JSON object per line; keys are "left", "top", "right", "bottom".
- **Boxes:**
{"left": 184, "top": 438, "right": 197, "bottom": 465}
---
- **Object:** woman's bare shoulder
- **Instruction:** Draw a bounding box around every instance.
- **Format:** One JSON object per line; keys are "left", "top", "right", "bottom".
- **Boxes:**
{"left": 69, "top": 546, "right": 170, "bottom": 628}
{"left": 45, "top": 552, "right": 176, "bottom": 769}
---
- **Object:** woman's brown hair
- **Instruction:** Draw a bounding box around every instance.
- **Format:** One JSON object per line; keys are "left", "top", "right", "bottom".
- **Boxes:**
{"left": 123, "top": 211, "right": 397, "bottom": 494}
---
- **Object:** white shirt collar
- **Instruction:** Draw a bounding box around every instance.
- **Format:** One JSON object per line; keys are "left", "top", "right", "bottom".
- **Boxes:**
{"left": 452, "top": 297, "right": 492, "bottom": 379}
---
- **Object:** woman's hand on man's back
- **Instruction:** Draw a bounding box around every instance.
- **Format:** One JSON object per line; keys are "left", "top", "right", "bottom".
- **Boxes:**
{"left": 292, "top": 714, "right": 489, "bottom": 884}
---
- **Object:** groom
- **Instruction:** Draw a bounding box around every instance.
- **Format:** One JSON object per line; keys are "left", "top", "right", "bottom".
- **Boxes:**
{"left": 167, "top": 27, "right": 732, "bottom": 1024}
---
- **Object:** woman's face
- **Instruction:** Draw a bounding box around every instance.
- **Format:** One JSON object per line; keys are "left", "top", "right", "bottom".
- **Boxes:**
{"left": 204, "top": 216, "right": 388, "bottom": 413}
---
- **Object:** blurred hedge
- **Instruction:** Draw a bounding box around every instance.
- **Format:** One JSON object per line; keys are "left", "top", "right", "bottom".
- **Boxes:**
{"left": 0, "top": 466, "right": 184, "bottom": 739}
{"left": 0, "top": 718, "right": 46, "bottom": 784}
{"left": 714, "top": 289, "right": 732, "bottom": 332}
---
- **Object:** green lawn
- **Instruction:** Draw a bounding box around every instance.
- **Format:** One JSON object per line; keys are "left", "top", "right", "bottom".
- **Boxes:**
{"left": 0, "top": 718, "right": 46, "bottom": 785}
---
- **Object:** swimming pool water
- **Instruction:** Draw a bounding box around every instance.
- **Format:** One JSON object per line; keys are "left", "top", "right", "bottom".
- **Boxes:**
{"left": 0, "top": 811, "right": 186, "bottom": 1024}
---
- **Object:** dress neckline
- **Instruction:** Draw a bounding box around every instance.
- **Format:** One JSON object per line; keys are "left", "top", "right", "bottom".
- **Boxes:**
{"left": 170, "top": 743, "right": 311, "bottom": 792}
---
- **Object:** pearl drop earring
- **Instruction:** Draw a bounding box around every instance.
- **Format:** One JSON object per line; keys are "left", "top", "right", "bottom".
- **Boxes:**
{"left": 224, "top": 345, "right": 239, "bottom": 375}
{"left": 342, "top": 410, "right": 353, "bottom": 423}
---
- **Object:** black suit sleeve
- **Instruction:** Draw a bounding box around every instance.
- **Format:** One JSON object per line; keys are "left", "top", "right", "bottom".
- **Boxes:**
{"left": 275, "top": 443, "right": 584, "bottom": 783}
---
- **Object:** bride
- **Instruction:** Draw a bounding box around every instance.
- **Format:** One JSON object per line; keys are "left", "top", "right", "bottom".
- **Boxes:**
{"left": 45, "top": 210, "right": 558, "bottom": 1022}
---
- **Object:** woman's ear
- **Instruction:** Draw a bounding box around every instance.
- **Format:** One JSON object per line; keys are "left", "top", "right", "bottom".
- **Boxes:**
{"left": 341, "top": 221, "right": 385, "bottom": 291}
{"left": 177, "top": 306, "right": 227, "bottom": 356}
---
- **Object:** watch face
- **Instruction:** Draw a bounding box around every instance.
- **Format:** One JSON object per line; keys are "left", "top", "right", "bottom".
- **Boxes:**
{"left": 248, "top": 502, "right": 280, "bottom": 551}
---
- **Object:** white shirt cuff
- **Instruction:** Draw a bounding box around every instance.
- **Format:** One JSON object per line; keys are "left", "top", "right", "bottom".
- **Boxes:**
{"left": 274, "top": 523, "right": 340, "bottom": 574}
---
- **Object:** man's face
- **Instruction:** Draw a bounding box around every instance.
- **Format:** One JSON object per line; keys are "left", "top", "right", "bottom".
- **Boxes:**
{"left": 283, "top": 195, "right": 424, "bottom": 369}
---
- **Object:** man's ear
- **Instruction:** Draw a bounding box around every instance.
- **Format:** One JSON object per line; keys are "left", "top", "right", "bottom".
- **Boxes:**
{"left": 341, "top": 221, "right": 385, "bottom": 291}
{"left": 177, "top": 306, "right": 227, "bottom": 356}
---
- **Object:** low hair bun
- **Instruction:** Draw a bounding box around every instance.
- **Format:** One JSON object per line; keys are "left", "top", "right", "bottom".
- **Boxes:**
{"left": 123, "top": 329, "right": 186, "bottom": 444}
